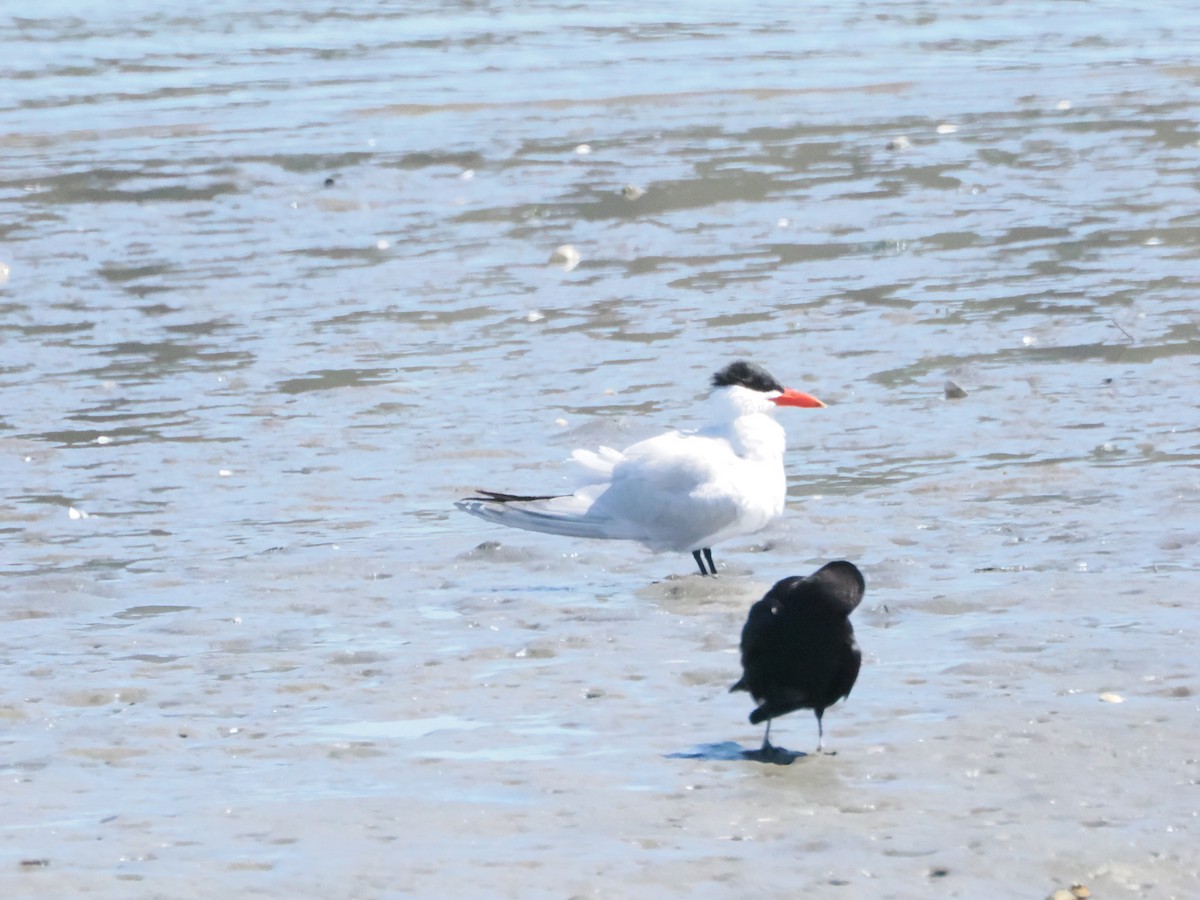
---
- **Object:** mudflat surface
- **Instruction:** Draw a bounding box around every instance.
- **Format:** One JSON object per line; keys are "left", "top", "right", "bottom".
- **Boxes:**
{"left": 3, "top": 1, "right": 1199, "bottom": 896}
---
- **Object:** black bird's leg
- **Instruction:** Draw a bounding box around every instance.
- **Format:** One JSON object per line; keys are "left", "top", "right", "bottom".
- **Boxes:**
{"left": 760, "top": 719, "right": 773, "bottom": 752}
{"left": 692, "top": 550, "right": 707, "bottom": 575}
{"left": 815, "top": 709, "right": 825, "bottom": 753}
{"left": 702, "top": 547, "right": 716, "bottom": 576}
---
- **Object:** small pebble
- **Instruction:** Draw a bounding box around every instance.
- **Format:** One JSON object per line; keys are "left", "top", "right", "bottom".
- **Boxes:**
{"left": 574, "top": 143, "right": 592, "bottom": 155}
{"left": 936, "top": 123, "right": 958, "bottom": 134}
{"left": 68, "top": 507, "right": 89, "bottom": 520}
{"left": 622, "top": 184, "right": 645, "bottom": 200}
{"left": 549, "top": 244, "right": 581, "bottom": 272}
{"left": 944, "top": 380, "right": 968, "bottom": 400}
{"left": 886, "top": 136, "right": 912, "bottom": 151}
{"left": 1099, "top": 692, "right": 1124, "bottom": 703}
{"left": 1047, "top": 888, "right": 1090, "bottom": 900}
{"left": 1056, "top": 99, "right": 1072, "bottom": 111}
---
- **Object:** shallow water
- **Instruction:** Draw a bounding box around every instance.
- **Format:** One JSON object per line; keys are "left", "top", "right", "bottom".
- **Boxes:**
{"left": 3, "top": 1, "right": 1199, "bottom": 897}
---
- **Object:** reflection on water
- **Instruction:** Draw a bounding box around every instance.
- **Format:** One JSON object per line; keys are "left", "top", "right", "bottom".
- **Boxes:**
{"left": 311, "top": 715, "right": 486, "bottom": 742}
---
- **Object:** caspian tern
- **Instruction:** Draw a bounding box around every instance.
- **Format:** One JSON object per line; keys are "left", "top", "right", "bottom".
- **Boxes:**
{"left": 456, "top": 361, "right": 825, "bottom": 576}
{"left": 730, "top": 560, "right": 864, "bottom": 756}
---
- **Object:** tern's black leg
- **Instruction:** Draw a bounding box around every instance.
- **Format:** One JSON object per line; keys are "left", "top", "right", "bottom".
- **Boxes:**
{"left": 692, "top": 549, "right": 718, "bottom": 576}
{"left": 761, "top": 719, "right": 773, "bottom": 752}
{"left": 691, "top": 548, "right": 716, "bottom": 576}
{"left": 815, "top": 709, "right": 825, "bottom": 753}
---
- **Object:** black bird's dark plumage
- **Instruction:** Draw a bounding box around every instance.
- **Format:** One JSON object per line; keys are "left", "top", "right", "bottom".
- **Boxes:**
{"left": 730, "top": 561, "right": 864, "bottom": 754}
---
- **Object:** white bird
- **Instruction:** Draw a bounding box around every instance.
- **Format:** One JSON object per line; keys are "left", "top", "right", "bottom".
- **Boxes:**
{"left": 456, "top": 361, "right": 825, "bottom": 575}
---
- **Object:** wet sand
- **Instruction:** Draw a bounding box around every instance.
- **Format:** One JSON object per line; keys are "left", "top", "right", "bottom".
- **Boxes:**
{"left": 5, "top": 533, "right": 1198, "bottom": 897}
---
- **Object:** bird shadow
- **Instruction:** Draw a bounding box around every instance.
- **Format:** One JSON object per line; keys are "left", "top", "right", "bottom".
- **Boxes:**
{"left": 664, "top": 741, "right": 808, "bottom": 766}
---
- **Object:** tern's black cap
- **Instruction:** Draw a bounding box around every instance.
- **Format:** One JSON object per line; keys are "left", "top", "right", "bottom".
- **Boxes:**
{"left": 711, "top": 361, "right": 784, "bottom": 393}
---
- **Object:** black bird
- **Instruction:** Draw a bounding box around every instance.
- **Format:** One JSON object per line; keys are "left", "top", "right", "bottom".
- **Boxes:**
{"left": 730, "top": 561, "right": 864, "bottom": 754}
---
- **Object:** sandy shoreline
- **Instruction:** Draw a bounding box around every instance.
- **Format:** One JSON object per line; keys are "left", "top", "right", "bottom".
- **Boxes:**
{"left": 5, "top": 545, "right": 1196, "bottom": 898}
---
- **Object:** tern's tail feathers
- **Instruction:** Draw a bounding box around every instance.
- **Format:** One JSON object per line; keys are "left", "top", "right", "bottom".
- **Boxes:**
{"left": 457, "top": 490, "right": 631, "bottom": 541}
{"left": 570, "top": 445, "right": 623, "bottom": 478}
